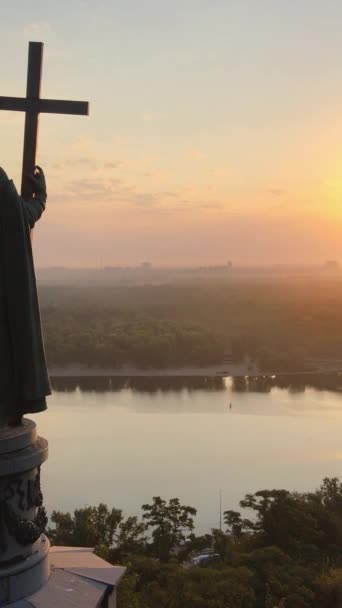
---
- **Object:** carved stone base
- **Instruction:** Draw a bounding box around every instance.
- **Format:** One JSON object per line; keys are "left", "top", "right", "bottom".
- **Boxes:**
{"left": 0, "top": 535, "right": 50, "bottom": 605}
{"left": 0, "top": 419, "right": 49, "bottom": 605}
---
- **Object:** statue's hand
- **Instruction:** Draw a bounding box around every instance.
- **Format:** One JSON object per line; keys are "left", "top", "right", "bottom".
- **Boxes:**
{"left": 28, "top": 166, "right": 47, "bottom": 199}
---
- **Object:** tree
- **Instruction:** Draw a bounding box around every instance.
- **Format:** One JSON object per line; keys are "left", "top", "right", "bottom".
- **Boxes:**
{"left": 48, "top": 503, "right": 122, "bottom": 548}
{"left": 115, "top": 516, "right": 147, "bottom": 557}
{"left": 315, "top": 477, "right": 342, "bottom": 512}
{"left": 316, "top": 568, "right": 342, "bottom": 607}
{"left": 239, "top": 489, "right": 321, "bottom": 556}
{"left": 116, "top": 572, "right": 147, "bottom": 608}
{"left": 142, "top": 497, "right": 197, "bottom": 562}
{"left": 224, "top": 509, "right": 242, "bottom": 537}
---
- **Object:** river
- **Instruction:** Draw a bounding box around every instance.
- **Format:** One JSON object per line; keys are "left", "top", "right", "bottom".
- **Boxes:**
{"left": 31, "top": 374, "right": 342, "bottom": 534}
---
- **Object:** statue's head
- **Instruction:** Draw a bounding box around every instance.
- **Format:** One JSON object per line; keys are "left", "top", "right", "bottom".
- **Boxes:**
{"left": 0, "top": 167, "right": 8, "bottom": 185}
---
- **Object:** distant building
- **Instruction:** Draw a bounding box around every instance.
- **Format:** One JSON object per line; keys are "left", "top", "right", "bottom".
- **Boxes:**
{"left": 323, "top": 260, "right": 340, "bottom": 272}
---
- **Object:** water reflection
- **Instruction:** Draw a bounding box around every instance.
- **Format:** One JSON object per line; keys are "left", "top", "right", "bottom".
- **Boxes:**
{"left": 35, "top": 372, "right": 342, "bottom": 534}
{"left": 50, "top": 373, "right": 342, "bottom": 395}
{"left": 232, "top": 374, "right": 342, "bottom": 393}
{"left": 50, "top": 376, "right": 226, "bottom": 393}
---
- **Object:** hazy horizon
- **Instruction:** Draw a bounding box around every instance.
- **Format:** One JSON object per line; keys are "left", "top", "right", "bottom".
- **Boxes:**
{"left": 35, "top": 260, "right": 341, "bottom": 271}
{"left": 2, "top": 1, "right": 342, "bottom": 266}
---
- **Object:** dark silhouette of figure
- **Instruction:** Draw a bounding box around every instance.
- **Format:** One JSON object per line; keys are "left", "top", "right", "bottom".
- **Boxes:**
{"left": 0, "top": 166, "right": 50, "bottom": 426}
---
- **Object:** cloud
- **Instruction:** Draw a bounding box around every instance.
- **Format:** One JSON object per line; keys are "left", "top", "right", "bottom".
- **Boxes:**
{"left": 49, "top": 158, "right": 123, "bottom": 173}
{"left": 187, "top": 148, "right": 207, "bottom": 160}
{"left": 67, "top": 178, "right": 115, "bottom": 199}
{"left": 60, "top": 177, "right": 159, "bottom": 208}
{"left": 50, "top": 157, "right": 97, "bottom": 172}
{"left": 212, "top": 167, "right": 231, "bottom": 177}
{"left": 23, "top": 22, "right": 52, "bottom": 36}
{"left": 103, "top": 162, "right": 123, "bottom": 170}
{"left": 266, "top": 188, "right": 286, "bottom": 196}
{"left": 53, "top": 175, "right": 222, "bottom": 213}
{"left": 142, "top": 169, "right": 171, "bottom": 181}
{"left": 175, "top": 199, "right": 224, "bottom": 212}
{"left": 132, "top": 193, "right": 159, "bottom": 207}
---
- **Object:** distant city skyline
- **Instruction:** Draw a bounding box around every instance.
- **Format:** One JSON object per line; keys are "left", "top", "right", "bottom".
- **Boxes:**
{"left": 2, "top": 1, "right": 342, "bottom": 266}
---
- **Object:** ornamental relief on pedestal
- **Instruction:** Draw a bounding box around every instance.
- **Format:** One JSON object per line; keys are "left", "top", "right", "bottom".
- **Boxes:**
{"left": 0, "top": 468, "right": 47, "bottom": 552}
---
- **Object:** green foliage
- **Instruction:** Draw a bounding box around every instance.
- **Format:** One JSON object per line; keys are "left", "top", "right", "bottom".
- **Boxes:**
{"left": 117, "top": 572, "right": 147, "bottom": 608}
{"left": 48, "top": 504, "right": 147, "bottom": 560}
{"left": 48, "top": 479, "right": 342, "bottom": 607}
{"left": 315, "top": 568, "right": 342, "bottom": 607}
{"left": 39, "top": 277, "right": 342, "bottom": 370}
{"left": 42, "top": 306, "right": 224, "bottom": 369}
{"left": 142, "top": 497, "right": 197, "bottom": 562}
{"left": 167, "top": 566, "right": 256, "bottom": 608}
{"left": 48, "top": 503, "right": 122, "bottom": 547}
{"left": 224, "top": 509, "right": 247, "bottom": 538}
{"left": 120, "top": 558, "right": 256, "bottom": 608}
{"left": 115, "top": 516, "right": 147, "bottom": 556}
{"left": 234, "top": 478, "right": 342, "bottom": 566}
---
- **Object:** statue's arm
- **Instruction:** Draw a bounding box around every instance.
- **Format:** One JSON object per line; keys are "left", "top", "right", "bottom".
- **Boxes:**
{"left": 21, "top": 194, "right": 46, "bottom": 229}
{"left": 20, "top": 166, "right": 47, "bottom": 229}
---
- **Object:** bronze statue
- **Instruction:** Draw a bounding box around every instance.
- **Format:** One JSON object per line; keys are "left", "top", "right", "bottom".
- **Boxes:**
{"left": 0, "top": 166, "right": 51, "bottom": 427}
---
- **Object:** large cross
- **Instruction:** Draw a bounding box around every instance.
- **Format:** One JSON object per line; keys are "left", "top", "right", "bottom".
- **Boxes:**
{"left": 0, "top": 41, "right": 89, "bottom": 200}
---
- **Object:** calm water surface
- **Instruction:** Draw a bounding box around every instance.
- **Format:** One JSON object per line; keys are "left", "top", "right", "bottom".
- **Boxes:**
{"left": 32, "top": 376, "right": 342, "bottom": 533}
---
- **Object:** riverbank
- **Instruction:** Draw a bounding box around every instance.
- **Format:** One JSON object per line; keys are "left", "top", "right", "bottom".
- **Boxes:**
{"left": 49, "top": 363, "right": 252, "bottom": 377}
{"left": 49, "top": 361, "right": 342, "bottom": 378}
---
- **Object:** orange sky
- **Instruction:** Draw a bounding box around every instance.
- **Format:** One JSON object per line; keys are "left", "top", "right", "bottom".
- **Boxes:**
{"left": 2, "top": 1, "right": 342, "bottom": 266}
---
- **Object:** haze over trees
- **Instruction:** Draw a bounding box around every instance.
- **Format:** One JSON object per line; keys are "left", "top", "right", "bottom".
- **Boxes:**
{"left": 38, "top": 275, "right": 342, "bottom": 371}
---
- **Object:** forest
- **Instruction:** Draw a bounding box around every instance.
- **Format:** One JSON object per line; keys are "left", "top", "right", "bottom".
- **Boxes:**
{"left": 39, "top": 275, "right": 342, "bottom": 372}
{"left": 49, "top": 477, "right": 342, "bottom": 607}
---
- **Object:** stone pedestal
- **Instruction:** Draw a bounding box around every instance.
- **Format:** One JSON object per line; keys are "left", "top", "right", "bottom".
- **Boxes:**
{"left": 0, "top": 419, "right": 49, "bottom": 605}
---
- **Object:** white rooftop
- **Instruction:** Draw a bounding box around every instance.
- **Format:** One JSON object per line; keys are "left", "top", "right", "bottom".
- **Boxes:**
{"left": 9, "top": 546, "right": 126, "bottom": 608}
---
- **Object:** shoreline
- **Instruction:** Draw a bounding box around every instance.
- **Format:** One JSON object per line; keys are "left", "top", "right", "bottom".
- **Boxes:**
{"left": 49, "top": 364, "right": 342, "bottom": 378}
{"left": 49, "top": 364, "right": 250, "bottom": 378}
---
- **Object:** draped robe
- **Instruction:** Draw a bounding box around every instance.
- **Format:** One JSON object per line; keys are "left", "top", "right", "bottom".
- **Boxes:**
{"left": 0, "top": 178, "right": 50, "bottom": 425}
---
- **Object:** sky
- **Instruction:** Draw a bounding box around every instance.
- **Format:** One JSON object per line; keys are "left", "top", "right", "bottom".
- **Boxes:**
{"left": 1, "top": 0, "right": 342, "bottom": 267}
